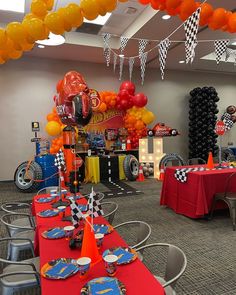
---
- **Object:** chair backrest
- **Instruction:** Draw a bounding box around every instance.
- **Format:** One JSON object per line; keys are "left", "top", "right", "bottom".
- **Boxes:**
{"left": 101, "top": 202, "right": 118, "bottom": 225}
{"left": 225, "top": 172, "right": 236, "bottom": 195}
{"left": 166, "top": 159, "right": 182, "bottom": 167}
{"left": 136, "top": 243, "right": 187, "bottom": 289}
{"left": 1, "top": 202, "right": 31, "bottom": 214}
{"left": 188, "top": 158, "right": 206, "bottom": 165}
{"left": 113, "top": 221, "right": 151, "bottom": 249}
{"left": 37, "top": 186, "right": 59, "bottom": 195}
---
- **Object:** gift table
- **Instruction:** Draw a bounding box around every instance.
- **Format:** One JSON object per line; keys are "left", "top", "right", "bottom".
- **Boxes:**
{"left": 33, "top": 195, "right": 165, "bottom": 295}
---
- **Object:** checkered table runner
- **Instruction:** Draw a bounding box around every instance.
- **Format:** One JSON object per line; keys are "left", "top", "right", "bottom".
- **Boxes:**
{"left": 175, "top": 166, "right": 235, "bottom": 183}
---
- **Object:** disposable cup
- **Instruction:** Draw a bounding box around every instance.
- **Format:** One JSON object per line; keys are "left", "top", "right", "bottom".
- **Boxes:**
{"left": 95, "top": 233, "right": 104, "bottom": 249}
{"left": 103, "top": 254, "right": 118, "bottom": 277}
{"left": 63, "top": 225, "right": 75, "bottom": 240}
{"left": 58, "top": 206, "right": 66, "bottom": 218}
{"left": 77, "top": 257, "right": 91, "bottom": 279}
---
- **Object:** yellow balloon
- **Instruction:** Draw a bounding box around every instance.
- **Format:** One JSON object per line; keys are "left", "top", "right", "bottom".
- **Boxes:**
{"left": 0, "top": 57, "right": 5, "bottom": 64}
{"left": 23, "top": 18, "right": 46, "bottom": 41}
{"left": 66, "top": 4, "right": 84, "bottom": 27}
{"left": 0, "top": 50, "right": 9, "bottom": 61}
{"left": 44, "top": 0, "right": 54, "bottom": 10}
{"left": 45, "top": 121, "right": 61, "bottom": 136}
{"left": 106, "top": 0, "right": 117, "bottom": 12}
{"left": 96, "top": 0, "right": 108, "bottom": 16}
{"left": 6, "top": 22, "right": 27, "bottom": 45}
{"left": 21, "top": 42, "right": 34, "bottom": 51}
{"left": 80, "top": 0, "right": 99, "bottom": 21}
{"left": 142, "top": 111, "right": 155, "bottom": 125}
{"left": 44, "top": 12, "right": 65, "bottom": 35}
{"left": 8, "top": 49, "right": 23, "bottom": 60}
{"left": 31, "top": 0, "right": 47, "bottom": 18}
{"left": 119, "top": 0, "right": 128, "bottom": 2}
{"left": 0, "top": 29, "right": 7, "bottom": 49}
{"left": 57, "top": 8, "right": 73, "bottom": 31}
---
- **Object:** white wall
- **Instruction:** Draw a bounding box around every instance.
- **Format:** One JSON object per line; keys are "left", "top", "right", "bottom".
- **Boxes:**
{"left": 0, "top": 56, "right": 235, "bottom": 180}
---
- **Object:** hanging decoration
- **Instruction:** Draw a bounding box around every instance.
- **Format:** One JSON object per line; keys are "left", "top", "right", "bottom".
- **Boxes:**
{"left": 138, "top": 39, "right": 149, "bottom": 57}
{"left": 119, "top": 55, "right": 124, "bottom": 81}
{"left": 214, "top": 40, "right": 229, "bottom": 64}
{"left": 184, "top": 7, "right": 201, "bottom": 64}
{"left": 225, "top": 47, "right": 236, "bottom": 65}
{"left": 113, "top": 53, "right": 117, "bottom": 72}
{"left": 103, "top": 33, "right": 111, "bottom": 67}
{"left": 129, "top": 57, "right": 135, "bottom": 81}
{"left": 158, "top": 38, "right": 171, "bottom": 80}
{"left": 140, "top": 52, "right": 148, "bottom": 85}
{"left": 120, "top": 36, "right": 129, "bottom": 53}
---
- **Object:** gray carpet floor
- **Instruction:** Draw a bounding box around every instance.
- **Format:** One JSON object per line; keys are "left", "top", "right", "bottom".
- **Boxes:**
{"left": 0, "top": 179, "right": 236, "bottom": 295}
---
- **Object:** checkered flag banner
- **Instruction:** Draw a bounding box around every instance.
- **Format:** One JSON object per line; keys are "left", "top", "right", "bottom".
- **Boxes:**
{"left": 68, "top": 197, "right": 85, "bottom": 228}
{"left": 119, "top": 55, "right": 124, "bottom": 81}
{"left": 175, "top": 167, "right": 206, "bottom": 183}
{"left": 140, "top": 52, "right": 148, "bottom": 85}
{"left": 54, "top": 149, "right": 66, "bottom": 171}
{"left": 129, "top": 57, "right": 135, "bottom": 81}
{"left": 120, "top": 36, "right": 129, "bottom": 53}
{"left": 221, "top": 112, "right": 234, "bottom": 131}
{"left": 184, "top": 7, "right": 201, "bottom": 64}
{"left": 103, "top": 33, "right": 111, "bottom": 67}
{"left": 88, "top": 190, "right": 104, "bottom": 218}
{"left": 139, "top": 39, "right": 148, "bottom": 57}
{"left": 113, "top": 53, "right": 117, "bottom": 72}
{"left": 225, "top": 48, "right": 236, "bottom": 65}
{"left": 158, "top": 38, "right": 171, "bottom": 80}
{"left": 214, "top": 40, "right": 229, "bottom": 64}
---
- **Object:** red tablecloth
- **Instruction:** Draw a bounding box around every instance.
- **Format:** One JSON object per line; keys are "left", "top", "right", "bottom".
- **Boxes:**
{"left": 160, "top": 166, "right": 236, "bottom": 218}
{"left": 33, "top": 195, "right": 165, "bottom": 295}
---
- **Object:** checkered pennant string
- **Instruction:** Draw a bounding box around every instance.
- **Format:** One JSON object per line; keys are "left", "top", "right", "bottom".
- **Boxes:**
{"left": 225, "top": 48, "right": 233, "bottom": 62}
{"left": 88, "top": 191, "right": 104, "bottom": 218}
{"left": 158, "top": 38, "right": 171, "bottom": 80}
{"left": 214, "top": 40, "right": 229, "bottom": 64}
{"left": 129, "top": 57, "right": 135, "bottom": 81}
{"left": 119, "top": 55, "right": 124, "bottom": 81}
{"left": 184, "top": 7, "right": 201, "bottom": 64}
{"left": 120, "top": 36, "right": 129, "bottom": 53}
{"left": 54, "top": 149, "right": 66, "bottom": 171}
{"left": 140, "top": 52, "right": 148, "bottom": 85}
{"left": 68, "top": 197, "right": 85, "bottom": 228}
{"left": 103, "top": 33, "right": 111, "bottom": 67}
{"left": 139, "top": 39, "right": 148, "bottom": 57}
{"left": 113, "top": 53, "right": 117, "bottom": 72}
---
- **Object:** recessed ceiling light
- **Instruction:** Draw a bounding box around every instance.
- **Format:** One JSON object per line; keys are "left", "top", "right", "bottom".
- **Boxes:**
{"left": 0, "top": 0, "right": 25, "bottom": 13}
{"left": 162, "top": 15, "right": 171, "bottom": 20}
{"left": 38, "top": 45, "right": 45, "bottom": 49}
{"left": 119, "top": 54, "right": 124, "bottom": 57}
{"left": 36, "top": 33, "right": 65, "bottom": 46}
{"left": 85, "top": 13, "right": 111, "bottom": 25}
{"left": 179, "top": 60, "right": 185, "bottom": 64}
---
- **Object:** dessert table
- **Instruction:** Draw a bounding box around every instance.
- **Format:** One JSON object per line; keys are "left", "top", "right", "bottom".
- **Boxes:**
{"left": 160, "top": 165, "right": 236, "bottom": 218}
{"left": 33, "top": 194, "right": 165, "bottom": 295}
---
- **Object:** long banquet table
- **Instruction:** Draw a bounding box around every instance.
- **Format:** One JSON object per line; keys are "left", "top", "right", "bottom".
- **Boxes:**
{"left": 160, "top": 165, "right": 236, "bottom": 218}
{"left": 33, "top": 194, "right": 165, "bottom": 295}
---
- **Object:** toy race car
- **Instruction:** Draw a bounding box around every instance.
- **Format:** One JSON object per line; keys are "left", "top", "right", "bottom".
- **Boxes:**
{"left": 148, "top": 123, "right": 179, "bottom": 137}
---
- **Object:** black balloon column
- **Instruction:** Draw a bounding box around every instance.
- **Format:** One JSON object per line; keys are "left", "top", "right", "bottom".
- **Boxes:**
{"left": 189, "top": 87, "right": 220, "bottom": 161}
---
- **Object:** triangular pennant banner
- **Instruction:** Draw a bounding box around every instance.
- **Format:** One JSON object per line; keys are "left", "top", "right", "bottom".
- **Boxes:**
{"left": 158, "top": 38, "right": 171, "bottom": 80}
{"left": 214, "top": 40, "right": 229, "bottom": 64}
{"left": 139, "top": 39, "right": 148, "bottom": 57}
{"left": 129, "top": 57, "right": 135, "bottom": 81}
{"left": 184, "top": 7, "right": 201, "bottom": 64}
{"left": 119, "top": 56, "right": 124, "bottom": 81}
{"left": 120, "top": 36, "right": 129, "bottom": 53}
{"left": 113, "top": 53, "right": 117, "bottom": 72}
{"left": 140, "top": 52, "right": 148, "bottom": 85}
{"left": 103, "top": 33, "right": 111, "bottom": 67}
{"left": 225, "top": 47, "right": 233, "bottom": 62}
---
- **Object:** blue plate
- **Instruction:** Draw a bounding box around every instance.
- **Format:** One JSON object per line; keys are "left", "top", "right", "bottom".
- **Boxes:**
{"left": 36, "top": 197, "right": 54, "bottom": 203}
{"left": 77, "top": 204, "right": 87, "bottom": 212}
{"left": 37, "top": 209, "right": 59, "bottom": 218}
{"left": 42, "top": 227, "right": 65, "bottom": 239}
{"left": 102, "top": 247, "right": 137, "bottom": 265}
{"left": 93, "top": 224, "right": 113, "bottom": 235}
{"left": 81, "top": 277, "right": 126, "bottom": 295}
{"left": 41, "top": 258, "right": 79, "bottom": 279}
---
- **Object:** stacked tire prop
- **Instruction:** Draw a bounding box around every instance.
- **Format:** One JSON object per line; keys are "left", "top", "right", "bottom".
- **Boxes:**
{"left": 189, "top": 87, "right": 219, "bottom": 161}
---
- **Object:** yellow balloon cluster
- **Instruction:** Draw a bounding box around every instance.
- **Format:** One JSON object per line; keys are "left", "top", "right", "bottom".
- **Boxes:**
{"left": 126, "top": 106, "right": 155, "bottom": 125}
{"left": 0, "top": 0, "right": 128, "bottom": 64}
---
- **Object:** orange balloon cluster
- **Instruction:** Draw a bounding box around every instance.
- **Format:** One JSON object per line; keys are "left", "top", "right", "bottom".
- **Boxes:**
{"left": 139, "top": 0, "right": 236, "bottom": 33}
{"left": 95, "top": 91, "right": 117, "bottom": 112}
{"left": 50, "top": 136, "right": 63, "bottom": 154}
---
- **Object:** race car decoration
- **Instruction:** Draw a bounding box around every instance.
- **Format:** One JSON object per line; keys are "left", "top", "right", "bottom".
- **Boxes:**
{"left": 148, "top": 123, "right": 179, "bottom": 137}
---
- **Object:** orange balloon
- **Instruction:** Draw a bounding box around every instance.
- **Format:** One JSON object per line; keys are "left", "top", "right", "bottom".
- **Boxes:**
{"left": 166, "top": 0, "right": 181, "bottom": 10}
{"left": 209, "top": 8, "right": 228, "bottom": 30}
{"left": 179, "top": 0, "right": 196, "bottom": 21}
{"left": 99, "top": 102, "right": 107, "bottom": 112}
{"left": 228, "top": 12, "right": 236, "bottom": 32}
{"left": 135, "top": 120, "right": 145, "bottom": 130}
{"left": 199, "top": 3, "right": 213, "bottom": 26}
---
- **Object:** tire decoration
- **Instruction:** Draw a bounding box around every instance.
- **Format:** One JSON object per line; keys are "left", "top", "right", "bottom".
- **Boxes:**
{"left": 123, "top": 155, "right": 139, "bottom": 181}
{"left": 189, "top": 87, "right": 219, "bottom": 161}
{"left": 14, "top": 161, "right": 43, "bottom": 193}
{"left": 159, "top": 153, "right": 185, "bottom": 171}
{"left": 220, "top": 148, "right": 236, "bottom": 162}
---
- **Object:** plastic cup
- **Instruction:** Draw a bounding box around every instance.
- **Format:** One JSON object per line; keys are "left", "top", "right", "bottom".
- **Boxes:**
{"left": 63, "top": 225, "right": 75, "bottom": 240}
{"left": 58, "top": 206, "right": 66, "bottom": 218}
{"left": 103, "top": 254, "right": 118, "bottom": 277}
{"left": 77, "top": 257, "right": 91, "bottom": 279}
{"left": 95, "top": 233, "right": 104, "bottom": 249}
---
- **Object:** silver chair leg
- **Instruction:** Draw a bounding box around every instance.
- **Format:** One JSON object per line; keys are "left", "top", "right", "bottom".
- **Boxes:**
{"left": 228, "top": 201, "right": 236, "bottom": 231}
{"left": 209, "top": 198, "right": 218, "bottom": 220}
{"left": 2, "top": 286, "right": 14, "bottom": 295}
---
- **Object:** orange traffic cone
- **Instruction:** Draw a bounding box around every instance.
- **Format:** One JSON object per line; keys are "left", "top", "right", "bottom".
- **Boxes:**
{"left": 126, "top": 138, "right": 131, "bottom": 151}
{"left": 60, "top": 172, "right": 66, "bottom": 189}
{"left": 137, "top": 165, "right": 145, "bottom": 182}
{"left": 81, "top": 216, "right": 101, "bottom": 265}
{"left": 207, "top": 152, "right": 214, "bottom": 169}
{"left": 159, "top": 166, "right": 165, "bottom": 181}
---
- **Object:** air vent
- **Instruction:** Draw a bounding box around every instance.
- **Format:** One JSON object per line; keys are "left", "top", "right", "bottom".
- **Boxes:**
{"left": 75, "top": 23, "right": 102, "bottom": 35}
{"left": 124, "top": 7, "right": 137, "bottom": 15}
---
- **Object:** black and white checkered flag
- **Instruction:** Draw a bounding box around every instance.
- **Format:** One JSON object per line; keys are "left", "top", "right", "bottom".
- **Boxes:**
{"left": 129, "top": 57, "right": 135, "bottom": 81}
{"left": 214, "top": 40, "right": 229, "bottom": 64}
{"left": 140, "top": 52, "right": 148, "bottom": 85}
{"left": 120, "top": 36, "right": 129, "bottom": 53}
{"left": 113, "top": 53, "right": 117, "bottom": 72}
{"left": 184, "top": 7, "right": 201, "bottom": 64}
{"left": 222, "top": 113, "right": 234, "bottom": 131}
{"left": 175, "top": 167, "right": 206, "bottom": 183}
{"left": 54, "top": 149, "right": 66, "bottom": 171}
{"left": 158, "top": 39, "right": 170, "bottom": 80}
{"left": 88, "top": 190, "right": 104, "bottom": 218}
{"left": 119, "top": 55, "right": 124, "bottom": 81}
{"left": 103, "top": 33, "right": 111, "bottom": 67}
{"left": 139, "top": 39, "right": 148, "bottom": 57}
{"left": 69, "top": 197, "right": 85, "bottom": 228}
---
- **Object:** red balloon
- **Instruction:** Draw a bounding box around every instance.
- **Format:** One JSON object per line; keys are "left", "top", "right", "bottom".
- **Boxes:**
{"left": 120, "top": 99, "right": 129, "bottom": 110}
{"left": 56, "top": 79, "right": 63, "bottom": 93}
{"left": 119, "top": 89, "right": 130, "bottom": 100}
{"left": 120, "top": 81, "right": 135, "bottom": 95}
{"left": 133, "top": 93, "right": 148, "bottom": 107}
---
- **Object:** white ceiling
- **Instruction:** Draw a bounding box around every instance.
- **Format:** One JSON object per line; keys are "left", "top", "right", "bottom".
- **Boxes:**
{"left": 1, "top": 0, "right": 236, "bottom": 74}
